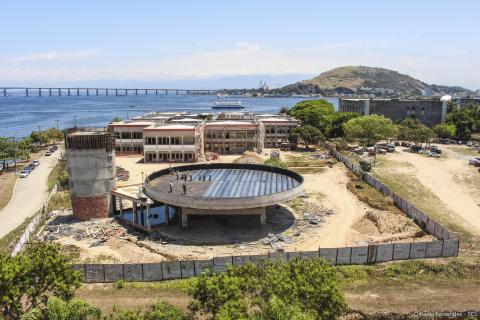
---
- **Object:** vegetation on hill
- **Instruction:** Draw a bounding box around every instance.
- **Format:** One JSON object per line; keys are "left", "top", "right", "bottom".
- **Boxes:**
{"left": 279, "top": 66, "right": 474, "bottom": 96}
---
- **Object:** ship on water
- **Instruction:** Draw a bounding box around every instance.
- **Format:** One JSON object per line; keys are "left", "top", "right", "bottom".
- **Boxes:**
{"left": 212, "top": 101, "right": 244, "bottom": 109}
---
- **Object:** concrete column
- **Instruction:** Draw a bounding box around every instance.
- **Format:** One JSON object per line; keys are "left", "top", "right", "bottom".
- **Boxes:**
{"left": 77, "top": 88, "right": 80, "bottom": 96}
{"left": 119, "top": 198, "right": 124, "bottom": 218}
{"left": 67, "top": 88, "right": 71, "bottom": 96}
{"left": 165, "top": 89, "right": 168, "bottom": 95}
{"left": 364, "top": 99, "right": 370, "bottom": 115}
{"left": 115, "top": 89, "right": 118, "bottom": 96}
{"left": 25, "top": 88, "right": 29, "bottom": 97}
{"left": 441, "top": 100, "right": 448, "bottom": 124}
{"left": 135, "top": 89, "right": 138, "bottom": 95}
{"left": 260, "top": 210, "right": 266, "bottom": 226}
{"left": 96, "top": 89, "right": 99, "bottom": 96}
{"left": 49, "top": 88, "right": 52, "bottom": 96}
{"left": 125, "top": 89, "right": 127, "bottom": 96}
{"left": 146, "top": 205, "right": 151, "bottom": 232}
{"left": 3, "top": 89, "right": 6, "bottom": 97}
{"left": 87, "top": 89, "right": 89, "bottom": 96}
{"left": 165, "top": 205, "right": 169, "bottom": 225}
{"left": 155, "top": 89, "right": 158, "bottom": 95}
{"left": 176, "top": 90, "right": 179, "bottom": 95}
{"left": 106, "top": 89, "right": 109, "bottom": 96}
{"left": 181, "top": 211, "right": 188, "bottom": 228}
{"left": 58, "top": 88, "right": 61, "bottom": 96}
{"left": 38, "top": 88, "right": 42, "bottom": 96}
{"left": 145, "top": 89, "right": 147, "bottom": 95}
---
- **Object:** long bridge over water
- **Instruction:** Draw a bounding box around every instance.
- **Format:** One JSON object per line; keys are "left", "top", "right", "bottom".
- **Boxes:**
{"left": 0, "top": 87, "right": 219, "bottom": 97}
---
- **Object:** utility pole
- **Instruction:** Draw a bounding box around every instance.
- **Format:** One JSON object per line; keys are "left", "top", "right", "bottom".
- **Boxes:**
{"left": 74, "top": 116, "right": 77, "bottom": 128}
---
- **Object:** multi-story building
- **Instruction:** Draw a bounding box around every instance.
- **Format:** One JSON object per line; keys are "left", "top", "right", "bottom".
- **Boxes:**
{"left": 204, "top": 119, "right": 264, "bottom": 155}
{"left": 108, "top": 121, "right": 156, "bottom": 155}
{"left": 454, "top": 97, "right": 480, "bottom": 109}
{"left": 109, "top": 112, "right": 299, "bottom": 162}
{"left": 143, "top": 121, "right": 204, "bottom": 163}
{"left": 339, "top": 98, "right": 448, "bottom": 127}
{"left": 257, "top": 116, "right": 299, "bottom": 148}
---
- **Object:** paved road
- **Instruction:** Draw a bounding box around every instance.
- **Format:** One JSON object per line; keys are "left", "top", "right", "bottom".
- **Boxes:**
{"left": 0, "top": 150, "right": 61, "bottom": 239}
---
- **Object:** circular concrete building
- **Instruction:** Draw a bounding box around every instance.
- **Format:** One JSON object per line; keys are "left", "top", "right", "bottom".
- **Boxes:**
{"left": 144, "top": 163, "right": 304, "bottom": 228}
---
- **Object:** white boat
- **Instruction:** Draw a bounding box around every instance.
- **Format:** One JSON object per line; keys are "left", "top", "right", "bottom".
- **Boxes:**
{"left": 212, "top": 101, "right": 244, "bottom": 109}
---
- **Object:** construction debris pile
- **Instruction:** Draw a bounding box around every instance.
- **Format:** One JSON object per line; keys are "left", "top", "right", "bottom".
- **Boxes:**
{"left": 116, "top": 166, "right": 130, "bottom": 181}
{"left": 43, "top": 213, "right": 129, "bottom": 246}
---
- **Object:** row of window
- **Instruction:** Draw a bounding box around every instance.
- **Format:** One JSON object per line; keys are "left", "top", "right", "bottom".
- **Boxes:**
{"left": 115, "top": 132, "right": 143, "bottom": 139}
{"left": 144, "top": 137, "right": 195, "bottom": 145}
{"left": 205, "top": 131, "right": 256, "bottom": 139}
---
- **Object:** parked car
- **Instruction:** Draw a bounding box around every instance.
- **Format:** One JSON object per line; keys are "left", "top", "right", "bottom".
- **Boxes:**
{"left": 19, "top": 170, "right": 29, "bottom": 178}
{"left": 469, "top": 157, "right": 480, "bottom": 165}
{"left": 377, "top": 143, "right": 395, "bottom": 152}
{"left": 45, "top": 151, "right": 51, "bottom": 156}
{"left": 28, "top": 163, "right": 35, "bottom": 170}
{"left": 410, "top": 145, "right": 423, "bottom": 153}
{"left": 32, "top": 160, "right": 40, "bottom": 167}
{"left": 430, "top": 146, "right": 442, "bottom": 154}
{"left": 428, "top": 151, "right": 441, "bottom": 158}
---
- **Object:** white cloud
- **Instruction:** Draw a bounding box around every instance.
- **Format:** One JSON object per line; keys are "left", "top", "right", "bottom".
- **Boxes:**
{"left": 4, "top": 49, "right": 101, "bottom": 64}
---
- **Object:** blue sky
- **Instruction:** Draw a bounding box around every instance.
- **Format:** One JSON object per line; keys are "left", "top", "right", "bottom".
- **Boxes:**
{"left": 1, "top": 0, "right": 479, "bottom": 89}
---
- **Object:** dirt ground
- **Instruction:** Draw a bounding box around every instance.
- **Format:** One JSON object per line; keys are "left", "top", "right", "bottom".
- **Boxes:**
{"left": 372, "top": 144, "right": 480, "bottom": 237}
{"left": 49, "top": 149, "right": 429, "bottom": 263}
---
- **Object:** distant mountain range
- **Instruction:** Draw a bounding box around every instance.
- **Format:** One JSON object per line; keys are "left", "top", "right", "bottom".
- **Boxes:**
{"left": 278, "top": 66, "right": 476, "bottom": 96}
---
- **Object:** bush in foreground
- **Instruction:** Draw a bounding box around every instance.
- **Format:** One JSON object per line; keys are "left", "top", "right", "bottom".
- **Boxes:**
{"left": 189, "top": 258, "right": 347, "bottom": 320}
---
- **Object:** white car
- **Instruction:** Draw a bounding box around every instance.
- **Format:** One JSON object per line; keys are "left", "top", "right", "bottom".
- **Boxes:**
{"left": 469, "top": 157, "right": 480, "bottom": 165}
{"left": 32, "top": 160, "right": 40, "bottom": 167}
{"left": 19, "top": 171, "right": 29, "bottom": 178}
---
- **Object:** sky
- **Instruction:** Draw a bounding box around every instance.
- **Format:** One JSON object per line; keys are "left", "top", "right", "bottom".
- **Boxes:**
{"left": 0, "top": 0, "right": 479, "bottom": 90}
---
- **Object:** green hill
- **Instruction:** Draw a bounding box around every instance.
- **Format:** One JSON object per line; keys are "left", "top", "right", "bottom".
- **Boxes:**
{"left": 280, "top": 66, "right": 473, "bottom": 96}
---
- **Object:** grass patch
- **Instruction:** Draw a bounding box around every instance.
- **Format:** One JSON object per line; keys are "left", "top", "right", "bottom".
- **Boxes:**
{"left": 346, "top": 172, "right": 396, "bottom": 212}
{"left": 46, "top": 191, "right": 72, "bottom": 211}
{"left": 47, "top": 159, "right": 67, "bottom": 191}
{"left": 449, "top": 146, "right": 480, "bottom": 157}
{"left": 0, "top": 215, "right": 35, "bottom": 256}
{"left": 373, "top": 170, "right": 473, "bottom": 243}
{"left": 289, "top": 167, "right": 326, "bottom": 174}
{"left": 284, "top": 197, "right": 306, "bottom": 213}
{"left": 0, "top": 170, "right": 17, "bottom": 211}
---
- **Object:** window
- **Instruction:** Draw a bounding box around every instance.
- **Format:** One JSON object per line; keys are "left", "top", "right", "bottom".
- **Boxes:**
{"left": 183, "top": 137, "right": 194, "bottom": 145}
{"left": 158, "top": 137, "right": 169, "bottom": 145}
{"left": 132, "top": 132, "right": 142, "bottom": 139}
{"left": 171, "top": 137, "right": 181, "bottom": 145}
{"left": 121, "top": 132, "right": 132, "bottom": 139}
{"left": 145, "top": 137, "right": 156, "bottom": 145}
{"left": 114, "top": 132, "right": 120, "bottom": 139}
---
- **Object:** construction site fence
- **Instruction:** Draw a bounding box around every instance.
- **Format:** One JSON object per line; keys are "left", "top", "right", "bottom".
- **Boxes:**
{"left": 11, "top": 183, "right": 58, "bottom": 256}
{"left": 74, "top": 239, "right": 460, "bottom": 283}
{"left": 321, "top": 142, "right": 458, "bottom": 241}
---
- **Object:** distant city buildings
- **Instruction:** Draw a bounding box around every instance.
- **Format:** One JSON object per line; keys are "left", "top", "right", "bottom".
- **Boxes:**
{"left": 339, "top": 98, "right": 448, "bottom": 127}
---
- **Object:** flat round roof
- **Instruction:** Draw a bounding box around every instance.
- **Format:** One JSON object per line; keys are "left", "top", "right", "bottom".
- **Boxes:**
{"left": 144, "top": 163, "right": 304, "bottom": 210}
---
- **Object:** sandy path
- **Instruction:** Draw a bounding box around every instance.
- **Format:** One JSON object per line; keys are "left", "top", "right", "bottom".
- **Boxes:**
{"left": 383, "top": 146, "right": 480, "bottom": 235}
{"left": 300, "top": 164, "right": 367, "bottom": 248}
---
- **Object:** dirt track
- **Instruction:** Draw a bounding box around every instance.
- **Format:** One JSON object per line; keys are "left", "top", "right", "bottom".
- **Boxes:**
{"left": 374, "top": 145, "right": 480, "bottom": 236}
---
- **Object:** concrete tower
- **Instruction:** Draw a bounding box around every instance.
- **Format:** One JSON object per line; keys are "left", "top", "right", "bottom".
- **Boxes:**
{"left": 65, "top": 129, "right": 116, "bottom": 220}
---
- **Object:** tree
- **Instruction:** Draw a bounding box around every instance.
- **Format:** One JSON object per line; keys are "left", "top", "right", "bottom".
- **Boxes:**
{"left": 189, "top": 258, "right": 347, "bottom": 320}
{"left": 433, "top": 124, "right": 456, "bottom": 139}
{"left": 398, "top": 119, "right": 435, "bottom": 146}
{"left": 289, "top": 100, "right": 335, "bottom": 135}
{"left": 278, "top": 107, "right": 289, "bottom": 115}
{"left": 0, "top": 243, "right": 82, "bottom": 318}
{"left": 289, "top": 125, "right": 324, "bottom": 150}
{"left": 447, "top": 105, "right": 480, "bottom": 140}
{"left": 111, "top": 117, "right": 123, "bottom": 123}
{"left": 327, "top": 112, "right": 360, "bottom": 138}
{"left": 343, "top": 115, "right": 398, "bottom": 146}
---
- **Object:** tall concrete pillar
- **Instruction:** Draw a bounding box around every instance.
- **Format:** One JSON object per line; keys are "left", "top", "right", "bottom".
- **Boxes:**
{"left": 58, "top": 88, "right": 62, "bottom": 96}
{"left": 155, "top": 89, "right": 158, "bottom": 95}
{"left": 260, "top": 210, "right": 266, "bottom": 226}
{"left": 135, "top": 89, "right": 138, "bottom": 95}
{"left": 145, "top": 89, "right": 147, "bottom": 95}
{"left": 125, "top": 89, "right": 127, "bottom": 96}
{"left": 38, "top": 88, "right": 42, "bottom": 96}
{"left": 49, "top": 88, "right": 52, "bottom": 96}
{"left": 25, "top": 88, "right": 29, "bottom": 97}
{"left": 3, "top": 89, "right": 6, "bottom": 97}
{"left": 66, "top": 129, "right": 116, "bottom": 220}
{"left": 165, "top": 89, "right": 168, "bottom": 95}
{"left": 68, "top": 88, "right": 71, "bottom": 96}
{"left": 146, "top": 205, "right": 151, "bottom": 231}
{"left": 106, "top": 89, "right": 109, "bottom": 96}
{"left": 87, "top": 89, "right": 89, "bottom": 96}
{"left": 96, "top": 89, "right": 99, "bottom": 96}
{"left": 77, "top": 88, "right": 80, "bottom": 96}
